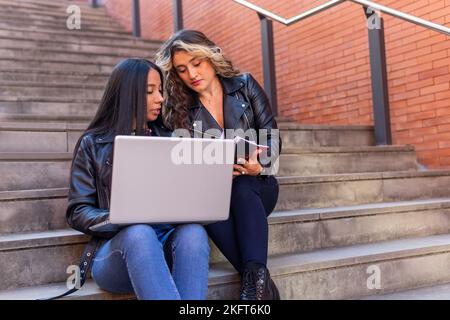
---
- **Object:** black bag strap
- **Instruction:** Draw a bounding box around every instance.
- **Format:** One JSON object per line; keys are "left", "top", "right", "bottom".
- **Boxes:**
{"left": 39, "top": 237, "right": 102, "bottom": 300}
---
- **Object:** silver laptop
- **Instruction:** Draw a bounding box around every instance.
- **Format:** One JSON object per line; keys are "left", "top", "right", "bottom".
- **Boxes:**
{"left": 90, "top": 135, "right": 235, "bottom": 232}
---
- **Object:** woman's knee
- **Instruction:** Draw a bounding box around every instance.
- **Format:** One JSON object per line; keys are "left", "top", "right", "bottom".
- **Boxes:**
{"left": 116, "top": 224, "right": 159, "bottom": 249}
{"left": 171, "top": 224, "right": 210, "bottom": 254}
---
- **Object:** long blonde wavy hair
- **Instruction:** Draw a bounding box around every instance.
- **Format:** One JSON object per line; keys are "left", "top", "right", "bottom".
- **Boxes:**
{"left": 155, "top": 29, "right": 240, "bottom": 130}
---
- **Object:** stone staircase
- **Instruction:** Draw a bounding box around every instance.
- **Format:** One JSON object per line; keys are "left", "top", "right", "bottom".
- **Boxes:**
{"left": 1, "top": 0, "right": 450, "bottom": 300}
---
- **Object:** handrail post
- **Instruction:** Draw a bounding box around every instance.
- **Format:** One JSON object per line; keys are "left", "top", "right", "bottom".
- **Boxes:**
{"left": 132, "top": 0, "right": 141, "bottom": 37}
{"left": 174, "top": 0, "right": 184, "bottom": 32}
{"left": 90, "top": 0, "right": 98, "bottom": 8}
{"left": 259, "top": 14, "right": 278, "bottom": 116}
{"left": 365, "top": 7, "right": 392, "bottom": 145}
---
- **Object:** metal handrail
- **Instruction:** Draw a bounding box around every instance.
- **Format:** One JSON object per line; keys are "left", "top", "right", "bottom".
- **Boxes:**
{"left": 233, "top": 0, "right": 450, "bottom": 36}
{"left": 350, "top": 0, "right": 450, "bottom": 35}
{"left": 233, "top": 0, "right": 344, "bottom": 26}
{"left": 286, "top": 0, "right": 345, "bottom": 26}
{"left": 232, "top": 0, "right": 449, "bottom": 145}
{"left": 90, "top": 0, "right": 98, "bottom": 8}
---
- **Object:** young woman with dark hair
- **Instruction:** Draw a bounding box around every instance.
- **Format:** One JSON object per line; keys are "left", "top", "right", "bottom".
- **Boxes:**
{"left": 66, "top": 58, "right": 210, "bottom": 300}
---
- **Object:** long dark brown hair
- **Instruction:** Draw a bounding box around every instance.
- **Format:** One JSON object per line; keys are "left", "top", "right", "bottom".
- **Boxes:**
{"left": 155, "top": 30, "right": 240, "bottom": 130}
{"left": 73, "top": 58, "right": 164, "bottom": 153}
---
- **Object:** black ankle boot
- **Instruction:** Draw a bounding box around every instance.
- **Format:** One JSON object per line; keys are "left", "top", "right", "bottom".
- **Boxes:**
{"left": 240, "top": 263, "right": 280, "bottom": 300}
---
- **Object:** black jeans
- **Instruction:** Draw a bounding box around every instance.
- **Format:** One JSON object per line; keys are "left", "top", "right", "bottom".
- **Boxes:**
{"left": 205, "top": 175, "right": 279, "bottom": 274}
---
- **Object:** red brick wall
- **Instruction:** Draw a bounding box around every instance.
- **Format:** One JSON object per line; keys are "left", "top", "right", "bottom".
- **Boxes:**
{"left": 103, "top": 0, "right": 173, "bottom": 41}
{"left": 103, "top": 0, "right": 450, "bottom": 169}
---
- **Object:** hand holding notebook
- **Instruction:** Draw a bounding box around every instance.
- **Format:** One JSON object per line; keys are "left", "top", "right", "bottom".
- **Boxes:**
{"left": 233, "top": 136, "right": 269, "bottom": 164}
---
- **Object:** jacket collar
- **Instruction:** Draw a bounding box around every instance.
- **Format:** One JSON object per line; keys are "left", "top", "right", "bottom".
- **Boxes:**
{"left": 218, "top": 75, "right": 249, "bottom": 130}
{"left": 95, "top": 131, "right": 115, "bottom": 144}
{"left": 221, "top": 75, "right": 245, "bottom": 95}
{"left": 223, "top": 94, "right": 249, "bottom": 130}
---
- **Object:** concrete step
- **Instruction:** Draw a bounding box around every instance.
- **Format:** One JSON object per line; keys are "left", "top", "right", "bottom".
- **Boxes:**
{"left": 0, "top": 82, "right": 104, "bottom": 100}
{"left": 3, "top": 234, "right": 450, "bottom": 299}
{"left": 0, "top": 5, "right": 123, "bottom": 24}
{"left": 0, "top": 6, "right": 126, "bottom": 30}
{"left": 0, "top": 121, "right": 85, "bottom": 152}
{"left": 207, "top": 198, "right": 450, "bottom": 264}
{"left": 0, "top": 18, "right": 129, "bottom": 36}
{"left": 0, "top": 11, "right": 126, "bottom": 30}
{"left": 279, "top": 146, "right": 418, "bottom": 175}
{"left": 0, "top": 148, "right": 426, "bottom": 192}
{"left": 5, "top": 0, "right": 113, "bottom": 14}
{"left": 7, "top": 152, "right": 450, "bottom": 198}
{"left": 276, "top": 170, "right": 450, "bottom": 210}
{"left": 4, "top": 170, "right": 450, "bottom": 242}
{"left": 0, "top": 114, "right": 92, "bottom": 123}
{"left": 0, "top": 37, "right": 160, "bottom": 58}
{"left": 0, "top": 153, "right": 72, "bottom": 192}
{"left": 0, "top": 99, "right": 99, "bottom": 116}
{"left": 4, "top": 7, "right": 110, "bottom": 21}
{"left": 0, "top": 1, "right": 121, "bottom": 21}
{"left": 0, "top": 120, "right": 414, "bottom": 172}
{"left": 9, "top": 0, "right": 110, "bottom": 12}
{"left": 280, "top": 123, "right": 375, "bottom": 147}
{"left": 362, "top": 282, "right": 450, "bottom": 300}
{"left": 216, "top": 234, "right": 450, "bottom": 299}
{"left": 0, "top": 114, "right": 374, "bottom": 153}
{"left": 0, "top": 26, "right": 163, "bottom": 48}
{"left": 0, "top": 188, "right": 69, "bottom": 234}
{"left": 0, "top": 127, "right": 415, "bottom": 173}
{"left": 0, "top": 57, "right": 115, "bottom": 73}
{"left": 17, "top": 0, "right": 108, "bottom": 11}
{"left": 0, "top": 48, "right": 152, "bottom": 67}
{"left": 0, "top": 68, "right": 109, "bottom": 85}
{"left": 0, "top": 116, "right": 374, "bottom": 149}
{"left": 0, "top": 229, "right": 87, "bottom": 291}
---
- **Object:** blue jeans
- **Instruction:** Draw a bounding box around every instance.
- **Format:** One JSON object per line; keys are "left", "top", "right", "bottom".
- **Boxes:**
{"left": 91, "top": 224, "right": 210, "bottom": 300}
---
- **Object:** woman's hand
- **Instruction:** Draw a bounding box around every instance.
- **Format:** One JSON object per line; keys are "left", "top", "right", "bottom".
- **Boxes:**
{"left": 233, "top": 149, "right": 263, "bottom": 177}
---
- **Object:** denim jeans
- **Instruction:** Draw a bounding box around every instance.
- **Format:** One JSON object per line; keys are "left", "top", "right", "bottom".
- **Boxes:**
{"left": 91, "top": 224, "right": 210, "bottom": 300}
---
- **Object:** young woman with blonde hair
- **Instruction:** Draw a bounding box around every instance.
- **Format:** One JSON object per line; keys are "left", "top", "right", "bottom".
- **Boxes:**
{"left": 156, "top": 30, "right": 281, "bottom": 300}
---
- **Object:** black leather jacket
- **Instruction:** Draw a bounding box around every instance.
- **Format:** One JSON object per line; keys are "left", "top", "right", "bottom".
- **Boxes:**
{"left": 187, "top": 73, "right": 282, "bottom": 168}
{"left": 66, "top": 120, "right": 172, "bottom": 239}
